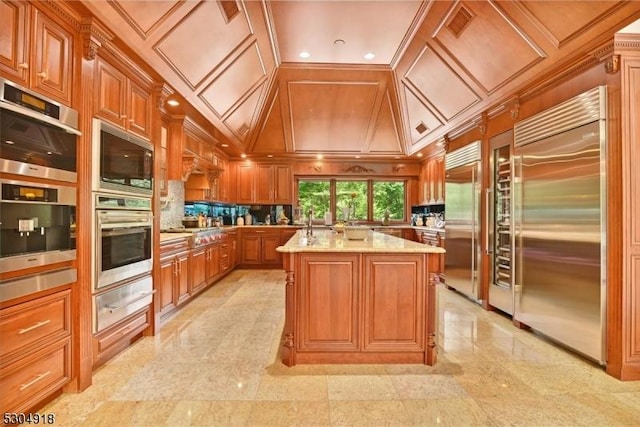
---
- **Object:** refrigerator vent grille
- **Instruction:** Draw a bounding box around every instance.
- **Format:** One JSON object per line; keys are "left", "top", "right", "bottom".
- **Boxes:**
{"left": 445, "top": 140, "right": 480, "bottom": 170}
{"left": 514, "top": 86, "right": 605, "bottom": 147}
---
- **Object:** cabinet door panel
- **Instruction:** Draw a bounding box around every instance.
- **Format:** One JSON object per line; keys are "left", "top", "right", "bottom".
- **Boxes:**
{"left": 363, "top": 254, "right": 424, "bottom": 352}
{"left": 190, "top": 249, "right": 206, "bottom": 294}
{"left": 176, "top": 253, "right": 190, "bottom": 303}
{"left": 241, "top": 235, "right": 261, "bottom": 264}
{"left": 159, "top": 258, "right": 175, "bottom": 313}
{"left": 255, "top": 164, "right": 273, "bottom": 203}
{"left": 32, "top": 8, "right": 72, "bottom": 104}
{"left": 207, "top": 245, "right": 220, "bottom": 281}
{"left": 298, "top": 254, "right": 360, "bottom": 351}
{"left": 274, "top": 165, "right": 292, "bottom": 204}
{"left": 0, "top": 0, "right": 29, "bottom": 84}
{"left": 261, "top": 235, "right": 280, "bottom": 264}
{"left": 128, "top": 80, "right": 151, "bottom": 138}
{"left": 95, "top": 58, "right": 126, "bottom": 125}
{"left": 236, "top": 164, "right": 255, "bottom": 204}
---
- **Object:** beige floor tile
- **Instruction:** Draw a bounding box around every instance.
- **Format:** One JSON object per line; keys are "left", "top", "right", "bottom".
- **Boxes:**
{"left": 247, "top": 400, "right": 331, "bottom": 426}
{"left": 390, "top": 374, "right": 468, "bottom": 399}
{"left": 329, "top": 400, "right": 412, "bottom": 426}
{"left": 41, "top": 269, "right": 635, "bottom": 427}
{"left": 327, "top": 375, "right": 400, "bottom": 400}
{"left": 165, "top": 401, "right": 253, "bottom": 426}
{"left": 403, "top": 398, "right": 496, "bottom": 426}
{"left": 81, "top": 401, "right": 176, "bottom": 426}
{"left": 255, "top": 373, "right": 328, "bottom": 401}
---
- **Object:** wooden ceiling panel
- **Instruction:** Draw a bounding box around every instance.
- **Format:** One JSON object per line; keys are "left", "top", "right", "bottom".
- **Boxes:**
{"left": 517, "top": 1, "right": 627, "bottom": 47}
{"left": 368, "top": 91, "right": 403, "bottom": 154}
{"left": 223, "top": 83, "right": 265, "bottom": 143}
{"left": 154, "top": 0, "right": 252, "bottom": 89}
{"left": 198, "top": 42, "right": 267, "bottom": 119}
{"left": 252, "top": 88, "right": 287, "bottom": 154}
{"left": 403, "top": 85, "right": 443, "bottom": 146}
{"left": 433, "top": 1, "right": 545, "bottom": 93}
{"left": 288, "top": 81, "right": 379, "bottom": 153}
{"left": 405, "top": 45, "right": 481, "bottom": 120}
{"left": 107, "top": 0, "right": 184, "bottom": 39}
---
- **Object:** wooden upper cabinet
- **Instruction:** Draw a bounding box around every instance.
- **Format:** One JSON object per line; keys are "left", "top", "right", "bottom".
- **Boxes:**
{"left": 236, "top": 162, "right": 255, "bottom": 204}
{"left": 273, "top": 164, "right": 292, "bottom": 204}
{"left": 95, "top": 55, "right": 151, "bottom": 139}
{"left": 0, "top": 1, "right": 73, "bottom": 105}
{"left": 158, "top": 120, "right": 169, "bottom": 197}
{"left": 255, "top": 164, "right": 274, "bottom": 203}
{"left": 0, "top": 0, "right": 29, "bottom": 84}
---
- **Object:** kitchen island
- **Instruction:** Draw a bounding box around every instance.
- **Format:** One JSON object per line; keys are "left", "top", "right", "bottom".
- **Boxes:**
{"left": 276, "top": 229, "right": 445, "bottom": 366}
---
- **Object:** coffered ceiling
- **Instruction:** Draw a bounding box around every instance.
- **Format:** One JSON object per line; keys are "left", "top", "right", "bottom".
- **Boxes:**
{"left": 80, "top": 1, "right": 640, "bottom": 160}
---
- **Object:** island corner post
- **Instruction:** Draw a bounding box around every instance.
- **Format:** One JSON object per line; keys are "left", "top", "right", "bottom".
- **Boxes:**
{"left": 278, "top": 230, "right": 443, "bottom": 366}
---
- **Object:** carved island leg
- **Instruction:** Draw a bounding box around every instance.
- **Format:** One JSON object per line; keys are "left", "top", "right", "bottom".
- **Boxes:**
{"left": 282, "top": 255, "right": 296, "bottom": 366}
{"left": 425, "top": 254, "right": 439, "bottom": 365}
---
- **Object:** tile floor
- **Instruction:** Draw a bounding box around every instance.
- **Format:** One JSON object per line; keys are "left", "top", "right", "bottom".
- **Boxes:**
{"left": 44, "top": 269, "right": 640, "bottom": 426}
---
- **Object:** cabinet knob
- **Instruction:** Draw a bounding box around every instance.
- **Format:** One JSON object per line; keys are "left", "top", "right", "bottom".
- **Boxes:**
{"left": 37, "top": 71, "right": 47, "bottom": 79}
{"left": 18, "top": 62, "right": 29, "bottom": 69}
{"left": 120, "top": 114, "right": 127, "bottom": 119}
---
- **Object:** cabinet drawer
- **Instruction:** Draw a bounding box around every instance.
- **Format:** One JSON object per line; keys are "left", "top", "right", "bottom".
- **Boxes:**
{"left": 94, "top": 308, "right": 150, "bottom": 356}
{"left": 0, "top": 290, "right": 70, "bottom": 362}
{"left": 0, "top": 337, "right": 71, "bottom": 413}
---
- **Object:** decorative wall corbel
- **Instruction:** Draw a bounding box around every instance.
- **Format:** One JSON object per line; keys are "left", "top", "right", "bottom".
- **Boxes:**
{"left": 182, "top": 157, "right": 199, "bottom": 181}
{"left": 476, "top": 113, "right": 488, "bottom": 135}
{"left": 80, "top": 17, "right": 113, "bottom": 60}
{"left": 604, "top": 54, "right": 620, "bottom": 74}
{"left": 342, "top": 164, "right": 375, "bottom": 173}
{"left": 509, "top": 98, "right": 520, "bottom": 120}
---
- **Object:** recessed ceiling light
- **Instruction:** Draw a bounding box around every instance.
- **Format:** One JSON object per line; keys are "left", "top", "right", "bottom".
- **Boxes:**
{"left": 417, "top": 153, "right": 423, "bottom": 158}
{"left": 316, "top": 154, "right": 323, "bottom": 160}
{"left": 166, "top": 98, "right": 180, "bottom": 107}
{"left": 355, "top": 155, "right": 361, "bottom": 159}
{"left": 299, "top": 51, "right": 311, "bottom": 59}
{"left": 394, "top": 156, "right": 400, "bottom": 159}
{"left": 334, "top": 39, "right": 345, "bottom": 45}
{"left": 364, "top": 52, "right": 376, "bottom": 60}
{"left": 221, "top": 143, "right": 229, "bottom": 148}
{"left": 241, "top": 153, "right": 247, "bottom": 159}
{"left": 267, "top": 154, "right": 274, "bottom": 158}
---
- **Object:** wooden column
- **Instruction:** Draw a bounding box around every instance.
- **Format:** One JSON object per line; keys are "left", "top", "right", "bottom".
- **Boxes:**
{"left": 606, "top": 34, "right": 640, "bottom": 381}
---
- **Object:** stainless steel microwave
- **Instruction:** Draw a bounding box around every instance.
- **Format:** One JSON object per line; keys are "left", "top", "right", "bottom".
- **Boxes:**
{"left": 92, "top": 118, "right": 153, "bottom": 197}
{"left": 0, "top": 78, "right": 81, "bottom": 183}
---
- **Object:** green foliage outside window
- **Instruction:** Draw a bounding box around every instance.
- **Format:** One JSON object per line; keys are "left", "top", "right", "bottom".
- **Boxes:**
{"left": 298, "top": 178, "right": 406, "bottom": 223}
{"left": 336, "top": 181, "right": 367, "bottom": 220}
{"left": 373, "top": 181, "right": 405, "bottom": 221}
{"left": 297, "top": 180, "right": 329, "bottom": 220}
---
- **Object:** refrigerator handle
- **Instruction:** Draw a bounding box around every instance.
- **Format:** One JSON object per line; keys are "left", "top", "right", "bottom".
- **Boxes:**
{"left": 513, "top": 154, "right": 522, "bottom": 297}
{"left": 485, "top": 188, "right": 493, "bottom": 255}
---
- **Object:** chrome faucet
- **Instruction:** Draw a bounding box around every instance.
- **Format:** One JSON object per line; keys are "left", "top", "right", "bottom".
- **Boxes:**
{"left": 306, "top": 208, "right": 313, "bottom": 237}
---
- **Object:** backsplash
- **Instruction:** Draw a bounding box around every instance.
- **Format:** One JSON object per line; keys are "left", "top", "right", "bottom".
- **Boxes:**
{"left": 159, "top": 180, "right": 185, "bottom": 230}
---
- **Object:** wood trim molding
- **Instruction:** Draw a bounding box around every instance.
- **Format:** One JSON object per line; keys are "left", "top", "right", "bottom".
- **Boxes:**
{"left": 80, "top": 16, "right": 114, "bottom": 61}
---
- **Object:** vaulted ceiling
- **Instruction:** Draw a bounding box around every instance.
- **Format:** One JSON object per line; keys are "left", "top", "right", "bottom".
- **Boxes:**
{"left": 81, "top": 1, "right": 640, "bottom": 159}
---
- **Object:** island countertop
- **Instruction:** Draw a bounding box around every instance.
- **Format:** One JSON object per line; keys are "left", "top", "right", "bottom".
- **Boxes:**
{"left": 276, "top": 229, "right": 445, "bottom": 254}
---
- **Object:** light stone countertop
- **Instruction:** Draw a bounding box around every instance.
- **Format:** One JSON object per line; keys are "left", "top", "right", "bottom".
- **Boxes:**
{"left": 159, "top": 232, "right": 193, "bottom": 243}
{"left": 276, "top": 229, "right": 445, "bottom": 254}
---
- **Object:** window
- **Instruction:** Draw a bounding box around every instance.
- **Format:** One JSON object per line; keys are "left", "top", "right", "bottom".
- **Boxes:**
{"left": 297, "top": 178, "right": 406, "bottom": 223}
{"left": 373, "top": 181, "right": 405, "bottom": 221}
{"left": 297, "top": 180, "right": 330, "bottom": 221}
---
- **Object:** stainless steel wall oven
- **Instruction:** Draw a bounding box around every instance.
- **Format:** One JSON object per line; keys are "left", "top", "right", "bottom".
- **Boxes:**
{"left": 0, "top": 78, "right": 80, "bottom": 183}
{"left": 94, "top": 194, "right": 152, "bottom": 290}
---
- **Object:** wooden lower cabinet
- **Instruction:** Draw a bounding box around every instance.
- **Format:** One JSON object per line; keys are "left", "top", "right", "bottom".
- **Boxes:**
{"left": 190, "top": 246, "right": 207, "bottom": 294}
{"left": 159, "top": 238, "right": 190, "bottom": 318}
{"left": 283, "top": 251, "right": 436, "bottom": 365}
{"left": 363, "top": 254, "right": 425, "bottom": 352}
{"left": 0, "top": 288, "right": 72, "bottom": 413}
{"left": 240, "top": 230, "right": 281, "bottom": 266}
{"left": 240, "top": 228, "right": 300, "bottom": 267}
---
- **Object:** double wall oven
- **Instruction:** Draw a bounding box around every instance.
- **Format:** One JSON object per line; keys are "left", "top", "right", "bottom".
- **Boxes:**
{"left": 0, "top": 78, "right": 80, "bottom": 302}
{"left": 91, "top": 119, "right": 155, "bottom": 333}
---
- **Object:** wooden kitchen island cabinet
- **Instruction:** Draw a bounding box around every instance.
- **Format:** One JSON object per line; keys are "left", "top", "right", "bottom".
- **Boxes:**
{"left": 277, "top": 230, "right": 444, "bottom": 366}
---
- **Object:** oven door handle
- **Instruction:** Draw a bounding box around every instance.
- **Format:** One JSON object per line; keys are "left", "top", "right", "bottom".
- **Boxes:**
{"left": 101, "top": 227, "right": 150, "bottom": 237}
{"left": 107, "top": 290, "right": 156, "bottom": 313}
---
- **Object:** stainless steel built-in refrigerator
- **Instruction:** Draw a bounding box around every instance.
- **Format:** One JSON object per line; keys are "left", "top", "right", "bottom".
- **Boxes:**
{"left": 444, "top": 141, "right": 481, "bottom": 302}
{"left": 513, "top": 86, "right": 606, "bottom": 363}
